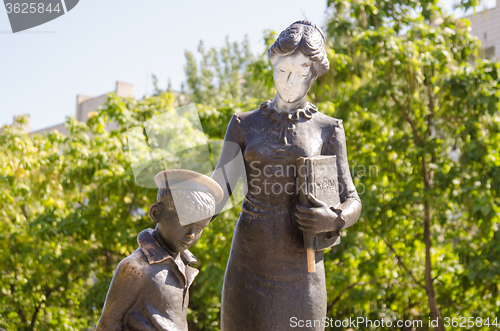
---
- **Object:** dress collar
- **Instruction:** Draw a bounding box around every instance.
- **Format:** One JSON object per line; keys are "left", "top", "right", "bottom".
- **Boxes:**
{"left": 259, "top": 100, "right": 318, "bottom": 145}
{"left": 260, "top": 100, "right": 318, "bottom": 121}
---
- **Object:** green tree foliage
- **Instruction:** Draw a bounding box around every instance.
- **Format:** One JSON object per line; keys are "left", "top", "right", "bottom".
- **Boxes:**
{"left": 0, "top": 118, "right": 92, "bottom": 330}
{"left": 0, "top": 94, "right": 241, "bottom": 330}
{"left": 2, "top": 0, "right": 500, "bottom": 329}
{"left": 183, "top": 35, "right": 274, "bottom": 108}
{"left": 311, "top": 0, "right": 500, "bottom": 330}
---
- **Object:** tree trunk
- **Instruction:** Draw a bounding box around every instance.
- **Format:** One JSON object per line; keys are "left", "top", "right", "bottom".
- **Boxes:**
{"left": 424, "top": 200, "right": 445, "bottom": 331}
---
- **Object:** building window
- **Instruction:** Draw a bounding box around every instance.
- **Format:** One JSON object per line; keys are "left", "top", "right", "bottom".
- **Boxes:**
{"left": 484, "top": 46, "right": 495, "bottom": 61}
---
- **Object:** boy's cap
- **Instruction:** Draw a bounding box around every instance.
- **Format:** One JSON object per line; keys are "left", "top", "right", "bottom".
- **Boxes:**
{"left": 154, "top": 169, "right": 223, "bottom": 204}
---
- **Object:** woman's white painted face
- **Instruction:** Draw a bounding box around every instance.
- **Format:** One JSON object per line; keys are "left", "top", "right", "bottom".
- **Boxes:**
{"left": 273, "top": 52, "right": 316, "bottom": 104}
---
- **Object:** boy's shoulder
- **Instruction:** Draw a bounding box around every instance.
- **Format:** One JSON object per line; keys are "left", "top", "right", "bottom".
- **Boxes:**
{"left": 123, "top": 248, "right": 149, "bottom": 266}
{"left": 114, "top": 248, "right": 150, "bottom": 278}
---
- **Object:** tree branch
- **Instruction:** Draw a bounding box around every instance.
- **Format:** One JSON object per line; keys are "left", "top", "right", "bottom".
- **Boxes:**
{"left": 10, "top": 283, "right": 27, "bottom": 325}
{"left": 386, "top": 74, "right": 424, "bottom": 146}
{"left": 426, "top": 83, "right": 438, "bottom": 166}
{"left": 30, "top": 304, "right": 42, "bottom": 329}
{"left": 18, "top": 307, "right": 27, "bottom": 325}
{"left": 421, "top": 156, "right": 433, "bottom": 189}
{"left": 424, "top": 200, "right": 445, "bottom": 331}
{"left": 21, "top": 202, "right": 29, "bottom": 221}
{"left": 426, "top": 84, "right": 435, "bottom": 139}
{"left": 30, "top": 287, "right": 54, "bottom": 329}
{"left": 327, "top": 277, "right": 381, "bottom": 312}
{"left": 381, "top": 236, "right": 426, "bottom": 290}
{"left": 391, "top": 92, "right": 424, "bottom": 146}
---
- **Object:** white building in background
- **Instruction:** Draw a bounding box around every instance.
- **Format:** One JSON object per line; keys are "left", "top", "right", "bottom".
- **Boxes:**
{"left": 464, "top": 5, "right": 500, "bottom": 61}
{"left": 12, "top": 81, "right": 186, "bottom": 135}
{"left": 27, "top": 81, "right": 135, "bottom": 135}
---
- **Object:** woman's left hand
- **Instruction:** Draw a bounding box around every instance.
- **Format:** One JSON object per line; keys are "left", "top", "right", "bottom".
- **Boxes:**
{"left": 295, "top": 194, "right": 344, "bottom": 234}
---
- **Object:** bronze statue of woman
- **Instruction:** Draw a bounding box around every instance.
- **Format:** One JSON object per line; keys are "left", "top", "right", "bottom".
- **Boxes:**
{"left": 212, "top": 20, "right": 362, "bottom": 331}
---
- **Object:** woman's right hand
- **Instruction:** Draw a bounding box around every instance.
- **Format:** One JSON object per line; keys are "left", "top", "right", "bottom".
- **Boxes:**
{"left": 295, "top": 194, "right": 344, "bottom": 234}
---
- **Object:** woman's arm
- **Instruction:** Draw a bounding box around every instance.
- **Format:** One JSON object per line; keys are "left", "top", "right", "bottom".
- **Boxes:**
{"left": 295, "top": 119, "right": 361, "bottom": 239}
{"left": 327, "top": 120, "right": 362, "bottom": 229}
{"left": 211, "top": 114, "right": 246, "bottom": 218}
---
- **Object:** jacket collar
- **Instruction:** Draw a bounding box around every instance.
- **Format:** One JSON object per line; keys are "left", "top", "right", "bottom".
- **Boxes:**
{"left": 137, "top": 228, "right": 199, "bottom": 287}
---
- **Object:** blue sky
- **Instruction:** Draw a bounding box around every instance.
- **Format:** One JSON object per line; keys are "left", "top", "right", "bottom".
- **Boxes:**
{"left": 0, "top": 0, "right": 496, "bottom": 131}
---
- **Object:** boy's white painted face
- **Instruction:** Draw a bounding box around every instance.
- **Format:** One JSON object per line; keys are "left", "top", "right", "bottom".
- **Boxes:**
{"left": 273, "top": 52, "right": 316, "bottom": 104}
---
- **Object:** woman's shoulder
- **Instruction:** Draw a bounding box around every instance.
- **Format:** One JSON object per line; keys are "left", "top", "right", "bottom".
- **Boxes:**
{"left": 224, "top": 105, "right": 263, "bottom": 142}
{"left": 228, "top": 102, "right": 270, "bottom": 131}
{"left": 311, "top": 110, "right": 347, "bottom": 150}
{"left": 314, "top": 110, "right": 344, "bottom": 129}
{"left": 231, "top": 102, "right": 268, "bottom": 122}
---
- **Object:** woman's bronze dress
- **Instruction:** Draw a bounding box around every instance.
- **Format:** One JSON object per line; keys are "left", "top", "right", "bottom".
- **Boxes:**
{"left": 215, "top": 101, "right": 361, "bottom": 331}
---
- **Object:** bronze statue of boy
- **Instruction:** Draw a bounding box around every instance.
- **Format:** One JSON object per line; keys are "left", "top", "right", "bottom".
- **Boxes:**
{"left": 96, "top": 169, "right": 223, "bottom": 331}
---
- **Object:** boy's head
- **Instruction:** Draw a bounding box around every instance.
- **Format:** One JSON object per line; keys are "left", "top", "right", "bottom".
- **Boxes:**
{"left": 148, "top": 170, "right": 222, "bottom": 253}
